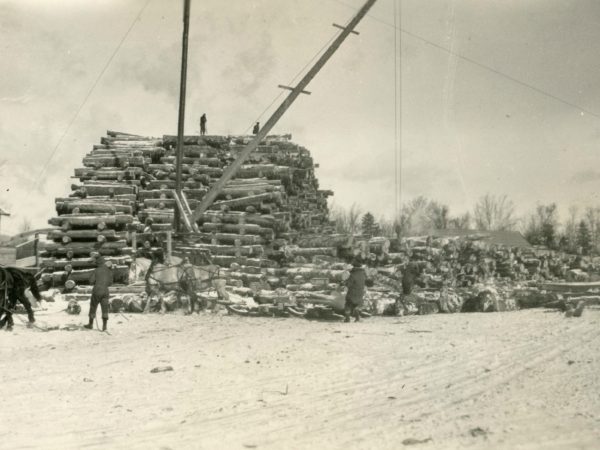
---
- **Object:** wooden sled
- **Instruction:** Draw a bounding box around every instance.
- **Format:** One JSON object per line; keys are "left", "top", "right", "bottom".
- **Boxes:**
{"left": 305, "top": 306, "right": 345, "bottom": 322}
{"left": 226, "top": 304, "right": 290, "bottom": 318}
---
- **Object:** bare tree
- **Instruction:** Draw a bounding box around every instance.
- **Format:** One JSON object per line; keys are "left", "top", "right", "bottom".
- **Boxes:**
{"left": 561, "top": 205, "right": 579, "bottom": 252}
{"left": 448, "top": 212, "right": 472, "bottom": 230}
{"left": 329, "top": 202, "right": 363, "bottom": 235}
{"left": 584, "top": 206, "right": 600, "bottom": 254}
{"left": 428, "top": 201, "right": 449, "bottom": 230}
{"left": 346, "top": 203, "right": 363, "bottom": 235}
{"left": 473, "top": 194, "right": 516, "bottom": 231}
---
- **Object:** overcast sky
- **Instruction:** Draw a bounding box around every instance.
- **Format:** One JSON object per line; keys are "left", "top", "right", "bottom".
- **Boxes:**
{"left": 1, "top": 0, "right": 600, "bottom": 235}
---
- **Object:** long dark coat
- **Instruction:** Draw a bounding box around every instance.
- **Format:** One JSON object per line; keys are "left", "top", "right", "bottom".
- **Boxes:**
{"left": 91, "top": 264, "right": 113, "bottom": 295}
{"left": 345, "top": 267, "right": 367, "bottom": 306}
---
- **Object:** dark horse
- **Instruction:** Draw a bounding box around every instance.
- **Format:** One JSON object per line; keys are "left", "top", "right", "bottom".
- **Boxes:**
{"left": 0, "top": 267, "right": 41, "bottom": 331}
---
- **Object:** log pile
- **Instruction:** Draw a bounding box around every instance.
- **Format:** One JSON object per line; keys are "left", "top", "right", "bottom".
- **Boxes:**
{"left": 42, "top": 130, "right": 595, "bottom": 319}
{"left": 40, "top": 131, "right": 340, "bottom": 292}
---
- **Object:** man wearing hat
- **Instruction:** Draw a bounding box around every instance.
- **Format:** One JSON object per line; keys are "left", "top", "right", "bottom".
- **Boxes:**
{"left": 84, "top": 255, "right": 113, "bottom": 331}
{"left": 344, "top": 257, "right": 367, "bottom": 322}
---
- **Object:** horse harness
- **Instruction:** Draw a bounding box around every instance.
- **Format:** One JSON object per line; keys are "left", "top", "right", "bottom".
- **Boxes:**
{"left": 146, "top": 260, "right": 220, "bottom": 293}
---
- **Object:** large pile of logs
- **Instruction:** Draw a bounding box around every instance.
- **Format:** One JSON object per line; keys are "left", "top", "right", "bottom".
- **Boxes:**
{"left": 41, "top": 130, "right": 159, "bottom": 289}
{"left": 41, "top": 131, "right": 341, "bottom": 291}
{"left": 47, "top": 130, "right": 582, "bottom": 318}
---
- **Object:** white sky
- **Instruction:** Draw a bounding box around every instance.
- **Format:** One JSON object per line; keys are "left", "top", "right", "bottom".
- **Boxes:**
{"left": 1, "top": 0, "right": 600, "bottom": 235}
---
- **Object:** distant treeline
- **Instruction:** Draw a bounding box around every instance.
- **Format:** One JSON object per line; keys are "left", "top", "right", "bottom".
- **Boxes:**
{"left": 329, "top": 194, "right": 599, "bottom": 256}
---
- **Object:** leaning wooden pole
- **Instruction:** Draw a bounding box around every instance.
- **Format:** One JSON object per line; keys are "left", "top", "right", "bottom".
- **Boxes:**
{"left": 174, "top": 0, "right": 192, "bottom": 232}
{"left": 191, "top": 0, "right": 378, "bottom": 222}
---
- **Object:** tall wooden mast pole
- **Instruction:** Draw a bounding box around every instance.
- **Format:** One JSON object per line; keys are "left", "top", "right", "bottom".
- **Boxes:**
{"left": 191, "top": 0, "right": 378, "bottom": 222}
{"left": 174, "top": 0, "right": 191, "bottom": 232}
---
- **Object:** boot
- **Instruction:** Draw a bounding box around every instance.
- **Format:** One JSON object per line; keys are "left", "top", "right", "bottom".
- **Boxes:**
{"left": 83, "top": 317, "right": 94, "bottom": 329}
{"left": 102, "top": 318, "right": 108, "bottom": 332}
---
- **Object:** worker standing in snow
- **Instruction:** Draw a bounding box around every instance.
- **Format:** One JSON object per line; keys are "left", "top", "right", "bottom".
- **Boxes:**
{"left": 84, "top": 256, "right": 113, "bottom": 332}
{"left": 344, "top": 257, "right": 367, "bottom": 322}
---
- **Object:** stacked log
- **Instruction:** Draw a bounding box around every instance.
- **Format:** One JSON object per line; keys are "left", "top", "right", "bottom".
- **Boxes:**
{"left": 42, "top": 130, "right": 391, "bottom": 299}
{"left": 42, "top": 132, "right": 161, "bottom": 287}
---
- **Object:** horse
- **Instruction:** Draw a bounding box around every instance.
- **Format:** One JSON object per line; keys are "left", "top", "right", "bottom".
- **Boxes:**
{"left": 0, "top": 267, "right": 42, "bottom": 330}
{"left": 133, "top": 257, "right": 228, "bottom": 313}
{"left": 0, "top": 267, "right": 15, "bottom": 330}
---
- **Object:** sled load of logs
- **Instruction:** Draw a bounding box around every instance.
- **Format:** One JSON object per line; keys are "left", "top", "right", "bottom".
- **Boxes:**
{"left": 39, "top": 130, "right": 600, "bottom": 318}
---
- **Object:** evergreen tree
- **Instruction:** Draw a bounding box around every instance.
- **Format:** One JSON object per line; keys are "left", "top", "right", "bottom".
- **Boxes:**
{"left": 361, "top": 212, "right": 379, "bottom": 237}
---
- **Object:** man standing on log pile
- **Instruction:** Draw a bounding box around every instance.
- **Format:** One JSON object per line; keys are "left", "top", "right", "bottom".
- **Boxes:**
{"left": 200, "top": 113, "right": 207, "bottom": 136}
{"left": 83, "top": 256, "right": 113, "bottom": 331}
{"left": 252, "top": 122, "right": 260, "bottom": 135}
{"left": 344, "top": 258, "right": 367, "bottom": 322}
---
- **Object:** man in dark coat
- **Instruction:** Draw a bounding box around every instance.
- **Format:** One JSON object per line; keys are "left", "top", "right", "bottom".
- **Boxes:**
{"left": 402, "top": 262, "right": 419, "bottom": 295}
{"left": 200, "top": 113, "right": 207, "bottom": 136}
{"left": 84, "top": 256, "right": 113, "bottom": 331}
{"left": 344, "top": 258, "right": 367, "bottom": 322}
{"left": 252, "top": 122, "right": 260, "bottom": 135}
